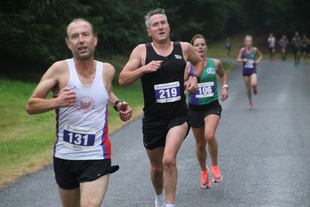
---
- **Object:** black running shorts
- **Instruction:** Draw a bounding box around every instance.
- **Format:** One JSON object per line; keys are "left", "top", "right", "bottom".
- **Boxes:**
{"left": 53, "top": 157, "right": 111, "bottom": 190}
{"left": 142, "top": 115, "right": 190, "bottom": 150}
{"left": 188, "top": 100, "right": 222, "bottom": 128}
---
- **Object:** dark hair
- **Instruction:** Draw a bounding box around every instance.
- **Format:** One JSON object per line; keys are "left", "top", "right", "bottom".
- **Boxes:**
{"left": 190, "top": 34, "right": 206, "bottom": 45}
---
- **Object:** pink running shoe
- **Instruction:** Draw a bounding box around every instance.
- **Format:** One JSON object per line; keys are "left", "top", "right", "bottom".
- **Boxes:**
{"left": 211, "top": 166, "right": 223, "bottom": 183}
{"left": 201, "top": 166, "right": 211, "bottom": 188}
{"left": 248, "top": 102, "right": 253, "bottom": 110}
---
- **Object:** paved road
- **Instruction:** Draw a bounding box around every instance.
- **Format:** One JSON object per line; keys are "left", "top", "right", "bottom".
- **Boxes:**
{"left": 1, "top": 60, "right": 310, "bottom": 207}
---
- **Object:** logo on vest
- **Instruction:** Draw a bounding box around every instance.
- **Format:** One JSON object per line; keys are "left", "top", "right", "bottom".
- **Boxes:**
{"left": 70, "top": 86, "right": 80, "bottom": 90}
{"left": 77, "top": 95, "right": 95, "bottom": 113}
{"left": 206, "top": 67, "right": 216, "bottom": 74}
{"left": 174, "top": 54, "right": 182, "bottom": 59}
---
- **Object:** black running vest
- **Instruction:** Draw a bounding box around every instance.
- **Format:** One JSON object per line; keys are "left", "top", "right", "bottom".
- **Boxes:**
{"left": 141, "top": 42, "right": 188, "bottom": 122}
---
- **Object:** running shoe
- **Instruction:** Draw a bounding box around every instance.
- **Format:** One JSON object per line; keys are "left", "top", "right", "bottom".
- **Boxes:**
{"left": 248, "top": 102, "right": 253, "bottom": 110}
{"left": 155, "top": 201, "right": 165, "bottom": 207}
{"left": 155, "top": 193, "right": 165, "bottom": 207}
{"left": 201, "top": 166, "right": 211, "bottom": 188}
{"left": 211, "top": 166, "right": 223, "bottom": 183}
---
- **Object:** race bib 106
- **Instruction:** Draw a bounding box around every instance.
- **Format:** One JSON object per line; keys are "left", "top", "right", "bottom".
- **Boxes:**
{"left": 195, "top": 82, "right": 215, "bottom": 98}
{"left": 63, "top": 124, "right": 95, "bottom": 151}
{"left": 154, "top": 81, "right": 181, "bottom": 103}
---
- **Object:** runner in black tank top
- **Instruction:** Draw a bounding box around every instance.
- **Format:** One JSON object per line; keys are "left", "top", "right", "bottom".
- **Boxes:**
{"left": 142, "top": 42, "right": 188, "bottom": 123}
{"left": 141, "top": 42, "right": 189, "bottom": 150}
{"left": 119, "top": 8, "right": 204, "bottom": 206}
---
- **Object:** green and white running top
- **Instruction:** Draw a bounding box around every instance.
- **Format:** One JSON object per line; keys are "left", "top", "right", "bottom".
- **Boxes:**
{"left": 189, "top": 58, "right": 218, "bottom": 105}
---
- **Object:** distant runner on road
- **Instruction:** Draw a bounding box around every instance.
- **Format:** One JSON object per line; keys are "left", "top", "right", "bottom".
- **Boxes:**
{"left": 292, "top": 32, "right": 301, "bottom": 66}
{"left": 185, "top": 34, "right": 228, "bottom": 189}
{"left": 300, "top": 34, "right": 309, "bottom": 64}
{"left": 225, "top": 38, "right": 231, "bottom": 58}
{"left": 268, "top": 33, "right": 276, "bottom": 61}
{"left": 26, "top": 18, "right": 132, "bottom": 207}
{"left": 278, "top": 35, "right": 289, "bottom": 61}
{"left": 237, "top": 35, "right": 263, "bottom": 110}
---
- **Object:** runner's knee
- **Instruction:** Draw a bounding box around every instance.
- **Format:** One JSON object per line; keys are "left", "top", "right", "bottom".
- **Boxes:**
{"left": 162, "top": 155, "right": 176, "bottom": 170}
{"left": 205, "top": 132, "right": 215, "bottom": 143}
{"left": 196, "top": 140, "right": 206, "bottom": 151}
{"left": 151, "top": 164, "right": 164, "bottom": 175}
{"left": 80, "top": 199, "right": 101, "bottom": 207}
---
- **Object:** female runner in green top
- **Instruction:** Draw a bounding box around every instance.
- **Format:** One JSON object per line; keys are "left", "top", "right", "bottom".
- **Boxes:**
{"left": 185, "top": 34, "right": 228, "bottom": 188}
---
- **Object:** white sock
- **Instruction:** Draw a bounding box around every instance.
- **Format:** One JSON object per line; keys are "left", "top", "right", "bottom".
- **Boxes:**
{"left": 155, "top": 192, "right": 165, "bottom": 203}
{"left": 166, "top": 204, "right": 174, "bottom": 207}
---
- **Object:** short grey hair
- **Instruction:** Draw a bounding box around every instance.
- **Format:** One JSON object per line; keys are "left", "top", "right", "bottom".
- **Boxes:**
{"left": 66, "top": 18, "right": 97, "bottom": 41}
{"left": 144, "top": 8, "right": 167, "bottom": 28}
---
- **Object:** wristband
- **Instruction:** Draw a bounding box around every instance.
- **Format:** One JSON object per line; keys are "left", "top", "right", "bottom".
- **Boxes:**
{"left": 222, "top": 85, "right": 229, "bottom": 89}
{"left": 114, "top": 100, "right": 123, "bottom": 112}
{"left": 190, "top": 74, "right": 200, "bottom": 82}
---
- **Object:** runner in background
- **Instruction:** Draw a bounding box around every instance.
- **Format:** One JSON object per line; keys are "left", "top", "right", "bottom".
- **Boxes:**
{"left": 225, "top": 38, "right": 231, "bottom": 58}
{"left": 237, "top": 35, "right": 263, "bottom": 110}
{"left": 267, "top": 33, "right": 276, "bottom": 61}
{"left": 278, "top": 35, "right": 289, "bottom": 61}
{"left": 301, "top": 34, "right": 309, "bottom": 64}
{"left": 292, "top": 32, "right": 301, "bottom": 66}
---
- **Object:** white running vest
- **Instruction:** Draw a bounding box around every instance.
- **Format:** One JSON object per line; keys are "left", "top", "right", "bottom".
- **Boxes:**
{"left": 53, "top": 58, "right": 111, "bottom": 160}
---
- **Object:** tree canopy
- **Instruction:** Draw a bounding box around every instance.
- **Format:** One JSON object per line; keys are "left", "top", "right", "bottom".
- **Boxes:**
{"left": 0, "top": 0, "right": 309, "bottom": 65}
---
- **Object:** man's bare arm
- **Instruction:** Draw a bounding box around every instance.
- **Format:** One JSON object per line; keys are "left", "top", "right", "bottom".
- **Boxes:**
{"left": 119, "top": 44, "right": 162, "bottom": 86}
{"left": 26, "top": 61, "right": 76, "bottom": 115}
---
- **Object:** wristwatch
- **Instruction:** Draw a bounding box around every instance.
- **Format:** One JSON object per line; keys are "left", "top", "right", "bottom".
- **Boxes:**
{"left": 190, "top": 74, "right": 200, "bottom": 82}
{"left": 222, "top": 85, "right": 229, "bottom": 89}
{"left": 114, "top": 100, "right": 123, "bottom": 111}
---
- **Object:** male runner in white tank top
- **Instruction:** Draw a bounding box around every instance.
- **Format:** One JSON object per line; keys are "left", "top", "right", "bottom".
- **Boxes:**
{"left": 268, "top": 33, "right": 276, "bottom": 61}
{"left": 26, "top": 18, "right": 132, "bottom": 207}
